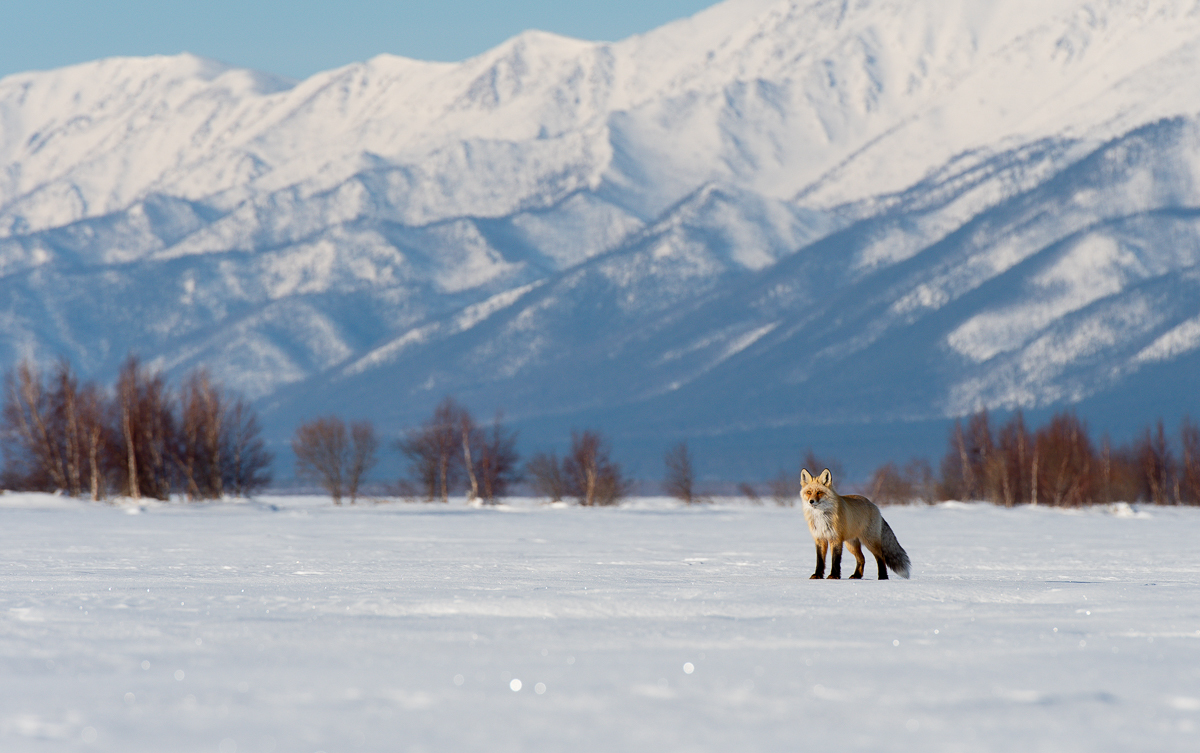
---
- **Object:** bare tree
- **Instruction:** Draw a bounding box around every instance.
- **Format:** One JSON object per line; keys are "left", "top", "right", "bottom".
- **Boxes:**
{"left": 223, "top": 397, "right": 273, "bottom": 497}
{"left": 293, "top": 416, "right": 349, "bottom": 504}
{"left": 175, "top": 369, "right": 225, "bottom": 500}
{"left": 396, "top": 401, "right": 517, "bottom": 503}
{"left": 1034, "top": 412, "right": 1095, "bottom": 507}
{"left": 293, "top": 416, "right": 372, "bottom": 504}
{"left": 907, "top": 457, "right": 937, "bottom": 503}
{"left": 1136, "top": 420, "right": 1175, "bottom": 505}
{"left": 1100, "top": 435, "right": 1142, "bottom": 504}
{"left": 1, "top": 359, "right": 111, "bottom": 497}
{"left": 51, "top": 361, "right": 112, "bottom": 500}
{"left": 458, "top": 410, "right": 480, "bottom": 502}
{"left": 175, "top": 370, "right": 273, "bottom": 500}
{"left": 114, "top": 359, "right": 139, "bottom": 499}
{"left": 868, "top": 462, "right": 907, "bottom": 504}
{"left": 2, "top": 359, "right": 62, "bottom": 491}
{"left": 397, "top": 428, "right": 440, "bottom": 501}
{"left": 1181, "top": 417, "right": 1200, "bottom": 505}
{"left": 113, "top": 355, "right": 174, "bottom": 500}
{"left": 397, "top": 397, "right": 466, "bottom": 503}
{"left": 663, "top": 441, "right": 697, "bottom": 504}
{"left": 938, "top": 411, "right": 993, "bottom": 501}
{"left": 993, "top": 412, "right": 1032, "bottom": 506}
{"left": 1098, "top": 433, "right": 1112, "bottom": 504}
{"left": 869, "top": 458, "right": 935, "bottom": 505}
{"left": 50, "top": 360, "right": 85, "bottom": 497}
{"left": 2, "top": 357, "right": 269, "bottom": 501}
{"left": 45, "top": 359, "right": 113, "bottom": 501}
{"left": 431, "top": 398, "right": 467, "bottom": 502}
{"left": 525, "top": 451, "right": 566, "bottom": 502}
{"left": 475, "top": 413, "right": 520, "bottom": 503}
{"left": 347, "top": 420, "right": 378, "bottom": 503}
{"left": 563, "top": 430, "right": 627, "bottom": 506}
{"left": 76, "top": 381, "right": 109, "bottom": 500}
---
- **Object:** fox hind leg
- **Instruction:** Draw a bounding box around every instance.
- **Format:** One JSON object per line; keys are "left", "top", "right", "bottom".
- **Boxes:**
{"left": 846, "top": 539, "right": 866, "bottom": 579}
{"left": 810, "top": 541, "right": 827, "bottom": 579}
{"left": 865, "top": 541, "right": 888, "bottom": 580}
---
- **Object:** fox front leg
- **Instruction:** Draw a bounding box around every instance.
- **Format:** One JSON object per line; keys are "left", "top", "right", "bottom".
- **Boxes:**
{"left": 810, "top": 540, "right": 827, "bottom": 579}
{"left": 826, "top": 541, "right": 843, "bottom": 579}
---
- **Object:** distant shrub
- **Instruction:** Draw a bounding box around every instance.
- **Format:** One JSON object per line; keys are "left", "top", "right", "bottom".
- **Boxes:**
{"left": 663, "top": 441, "right": 699, "bottom": 504}
{"left": 562, "top": 430, "right": 628, "bottom": 506}
{"left": 866, "top": 458, "right": 935, "bottom": 505}
{"left": 293, "top": 416, "right": 376, "bottom": 505}
{"left": 396, "top": 398, "right": 520, "bottom": 503}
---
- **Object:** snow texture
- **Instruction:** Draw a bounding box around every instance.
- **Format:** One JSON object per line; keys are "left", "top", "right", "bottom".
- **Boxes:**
{"left": 1, "top": 494, "right": 1198, "bottom": 752}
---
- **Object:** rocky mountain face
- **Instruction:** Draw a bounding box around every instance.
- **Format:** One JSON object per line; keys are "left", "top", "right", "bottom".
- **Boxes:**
{"left": 3, "top": 0, "right": 1200, "bottom": 480}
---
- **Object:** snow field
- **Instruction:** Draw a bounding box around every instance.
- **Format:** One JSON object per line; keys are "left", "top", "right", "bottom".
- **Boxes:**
{"left": 1, "top": 495, "right": 1198, "bottom": 752}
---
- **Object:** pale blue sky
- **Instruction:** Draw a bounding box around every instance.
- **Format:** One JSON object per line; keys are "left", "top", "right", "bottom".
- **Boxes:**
{"left": 1, "top": 1, "right": 719, "bottom": 80}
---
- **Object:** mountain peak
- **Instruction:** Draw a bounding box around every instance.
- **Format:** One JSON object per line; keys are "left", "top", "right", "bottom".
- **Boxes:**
{"left": 3, "top": 0, "right": 1200, "bottom": 478}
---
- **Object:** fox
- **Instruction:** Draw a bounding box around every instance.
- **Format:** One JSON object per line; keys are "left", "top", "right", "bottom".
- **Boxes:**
{"left": 800, "top": 468, "right": 911, "bottom": 580}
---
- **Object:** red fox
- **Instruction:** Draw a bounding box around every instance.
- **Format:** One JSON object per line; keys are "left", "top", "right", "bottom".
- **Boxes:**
{"left": 800, "top": 468, "right": 910, "bottom": 580}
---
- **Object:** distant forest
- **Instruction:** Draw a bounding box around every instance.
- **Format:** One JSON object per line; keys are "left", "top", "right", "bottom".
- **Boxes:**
{"left": 856, "top": 409, "right": 1200, "bottom": 507}
{"left": 3, "top": 357, "right": 1198, "bottom": 507}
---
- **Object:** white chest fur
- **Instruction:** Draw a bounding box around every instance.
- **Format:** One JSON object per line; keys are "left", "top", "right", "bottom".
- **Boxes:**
{"left": 805, "top": 506, "right": 838, "bottom": 541}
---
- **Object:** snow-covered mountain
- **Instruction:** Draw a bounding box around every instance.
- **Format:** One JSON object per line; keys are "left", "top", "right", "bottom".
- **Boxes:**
{"left": 3, "top": 0, "right": 1200, "bottom": 479}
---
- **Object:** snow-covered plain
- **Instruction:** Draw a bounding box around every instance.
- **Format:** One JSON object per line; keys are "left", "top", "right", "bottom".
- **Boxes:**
{"left": 1, "top": 494, "right": 1197, "bottom": 752}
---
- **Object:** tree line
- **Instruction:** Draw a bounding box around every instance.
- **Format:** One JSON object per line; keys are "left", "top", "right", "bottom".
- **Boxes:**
{"left": 293, "top": 396, "right": 635, "bottom": 506}
{"left": 299, "top": 401, "right": 1200, "bottom": 508}
{"left": 1, "top": 357, "right": 272, "bottom": 500}
{"left": 716, "top": 410, "right": 1200, "bottom": 509}
{"left": 11, "top": 355, "right": 1191, "bottom": 509}
{"left": 927, "top": 409, "right": 1200, "bottom": 506}
{"left": 848, "top": 409, "right": 1200, "bottom": 506}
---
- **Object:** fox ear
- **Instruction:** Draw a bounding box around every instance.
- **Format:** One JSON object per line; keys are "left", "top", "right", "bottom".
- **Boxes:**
{"left": 819, "top": 469, "right": 832, "bottom": 486}
{"left": 800, "top": 469, "right": 812, "bottom": 485}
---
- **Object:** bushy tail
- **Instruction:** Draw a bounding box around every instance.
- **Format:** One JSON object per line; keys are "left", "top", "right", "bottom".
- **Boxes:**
{"left": 881, "top": 518, "right": 911, "bottom": 579}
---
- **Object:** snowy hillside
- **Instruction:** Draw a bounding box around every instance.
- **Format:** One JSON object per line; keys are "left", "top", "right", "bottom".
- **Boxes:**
{"left": 2, "top": 0, "right": 1200, "bottom": 477}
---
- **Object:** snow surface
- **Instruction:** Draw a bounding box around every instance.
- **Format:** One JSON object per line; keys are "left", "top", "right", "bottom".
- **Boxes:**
{"left": 2, "top": 494, "right": 1198, "bottom": 752}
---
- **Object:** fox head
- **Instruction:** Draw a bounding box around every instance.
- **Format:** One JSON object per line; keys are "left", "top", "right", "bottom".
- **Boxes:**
{"left": 799, "top": 468, "right": 835, "bottom": 509}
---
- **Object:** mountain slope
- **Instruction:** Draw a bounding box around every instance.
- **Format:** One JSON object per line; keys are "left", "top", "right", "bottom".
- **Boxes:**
{"left": 272, "top": 118, "right": 1200, "bottom": 444}
{"left": 2, "top": 0, "right": 1200, "bottom": 479}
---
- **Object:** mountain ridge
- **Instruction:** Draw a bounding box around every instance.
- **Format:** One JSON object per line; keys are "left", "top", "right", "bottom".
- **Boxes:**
{"left": 2, "top": 0, "right": 1200, "bottom": 479}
